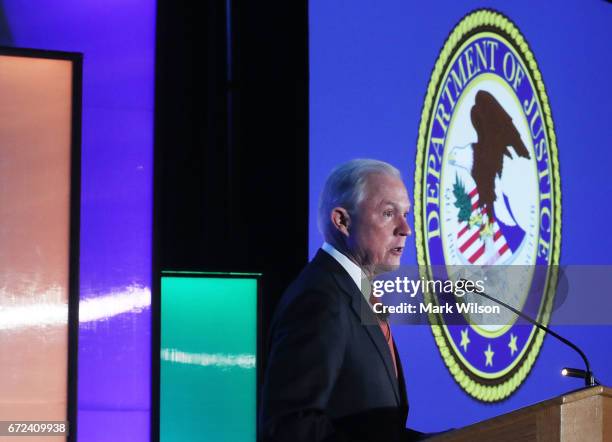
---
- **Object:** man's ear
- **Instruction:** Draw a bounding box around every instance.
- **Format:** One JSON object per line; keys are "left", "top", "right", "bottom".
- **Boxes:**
{"left": 330, "top": 207, "right": 351, "bottom": 237}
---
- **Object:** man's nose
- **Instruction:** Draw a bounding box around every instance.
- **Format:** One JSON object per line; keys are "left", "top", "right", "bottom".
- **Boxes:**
{"left": 396, "top": 216, "right": 412, "bottom": 236}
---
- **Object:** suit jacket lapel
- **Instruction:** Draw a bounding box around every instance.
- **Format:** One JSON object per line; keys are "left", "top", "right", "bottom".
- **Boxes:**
{"left": 314, "top": 250, "right": 401, "bottom": 405}
{"left": 345, "top": 283, "right": 401, "bottom": 405}
{"left": 394, "top": 340, "right": 409, "bottom": 412}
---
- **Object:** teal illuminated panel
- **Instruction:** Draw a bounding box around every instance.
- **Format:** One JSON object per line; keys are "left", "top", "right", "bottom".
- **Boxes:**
{"left": 160, "top": 275, "right": 257, "bottom": 442}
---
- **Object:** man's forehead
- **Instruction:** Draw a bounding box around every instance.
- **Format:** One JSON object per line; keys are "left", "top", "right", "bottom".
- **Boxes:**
{"left": 381, "top": 198, "right": 411, "bottom": 209}
{"left": 364, "top": 172, "right": 404, "bottom": 188}
{"left": 363, "top": 174, "right": 410, "bottom": 206}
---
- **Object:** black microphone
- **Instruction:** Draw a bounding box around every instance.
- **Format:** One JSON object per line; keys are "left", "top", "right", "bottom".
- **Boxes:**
{"left": 459, "top": 279, "right": 598, "bottom": 387}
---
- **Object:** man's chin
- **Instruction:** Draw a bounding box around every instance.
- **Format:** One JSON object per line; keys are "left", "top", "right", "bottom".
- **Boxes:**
{"left": 372, "top": 260, "right": 401, "bottom": 276}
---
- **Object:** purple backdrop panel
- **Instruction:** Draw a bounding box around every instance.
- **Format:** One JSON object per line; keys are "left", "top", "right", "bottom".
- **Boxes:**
{"left": 79, "top": 410, "right": 150, "bottom": 442}
{"left": 2, "top": 1, "right": 155, "bottom": 441}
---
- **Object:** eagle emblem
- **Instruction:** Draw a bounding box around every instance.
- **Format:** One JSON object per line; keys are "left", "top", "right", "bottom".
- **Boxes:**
{"left": 449, "top": 90, "right": 531, "bottom": 266}
{"left": 414, "top": 10, "right": 561, "bottom": 402}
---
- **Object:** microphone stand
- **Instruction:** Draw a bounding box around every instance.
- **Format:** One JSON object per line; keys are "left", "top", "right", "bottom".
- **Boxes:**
{"left": 464, "top": 282, "right": 598, "bottom": 387}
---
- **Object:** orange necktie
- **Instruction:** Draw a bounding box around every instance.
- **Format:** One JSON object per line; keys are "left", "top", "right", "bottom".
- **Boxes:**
{"left": 370, "top": 296, "right": 398, "bottom": 377}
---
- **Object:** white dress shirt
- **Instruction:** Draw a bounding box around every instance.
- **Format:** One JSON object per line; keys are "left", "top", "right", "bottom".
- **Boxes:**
{"left": 321, "top": 242, "right": 367, "bottom": 300}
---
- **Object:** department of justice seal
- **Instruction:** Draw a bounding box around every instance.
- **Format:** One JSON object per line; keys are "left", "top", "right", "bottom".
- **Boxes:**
{"left": 414, "top": 9, "right": 561, "bottom": 401}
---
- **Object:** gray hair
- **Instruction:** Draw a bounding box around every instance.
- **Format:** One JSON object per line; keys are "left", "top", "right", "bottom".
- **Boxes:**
{"left": 317, "top": 159, "right": 401, "bottom": 240}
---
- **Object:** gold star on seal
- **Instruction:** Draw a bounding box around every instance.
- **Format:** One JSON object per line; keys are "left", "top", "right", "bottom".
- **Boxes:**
{"left": 508, "top": 333, "right": 518, "bottom": 356}
{"left": 485, "top": 344, "right": 494, "bottom": 367}
{"left": 460, "top": 328, "right": 470, "bottom": 352}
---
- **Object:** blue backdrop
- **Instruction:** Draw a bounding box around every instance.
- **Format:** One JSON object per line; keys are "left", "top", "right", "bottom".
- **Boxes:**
{"left": 309, "top": 0, "right": 612, "bottom": 431}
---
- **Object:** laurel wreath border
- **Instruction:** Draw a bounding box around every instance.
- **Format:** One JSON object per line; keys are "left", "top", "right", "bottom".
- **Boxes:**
{"left": 413, "top": 9, "right": 562, "bottom": 402}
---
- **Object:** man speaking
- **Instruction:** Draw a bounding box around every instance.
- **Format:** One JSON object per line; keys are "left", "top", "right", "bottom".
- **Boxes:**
{"left": 260, "top": 159, "right": 424, "bottom": 441}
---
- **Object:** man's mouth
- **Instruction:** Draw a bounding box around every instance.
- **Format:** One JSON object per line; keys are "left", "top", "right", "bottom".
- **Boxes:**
{"left": 391, "top": 246, "right": 404, "bottom": 254}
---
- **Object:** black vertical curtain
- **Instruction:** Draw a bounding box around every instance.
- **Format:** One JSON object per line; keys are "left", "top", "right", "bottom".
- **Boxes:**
{"left": 153, "top": 1, "right": 308, "bottom": 438}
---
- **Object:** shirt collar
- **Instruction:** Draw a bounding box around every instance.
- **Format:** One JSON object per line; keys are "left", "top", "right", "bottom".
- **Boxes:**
{"left": 321, "top": 242, "right": 364, "bottom": 292}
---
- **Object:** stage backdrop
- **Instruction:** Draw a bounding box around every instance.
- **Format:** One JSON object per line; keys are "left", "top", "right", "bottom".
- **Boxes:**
{"left": 309, "top": 0, "right": 612, "bottom": 432}
{"left": 0, "top": 2, "right": 155, "bottom": 441}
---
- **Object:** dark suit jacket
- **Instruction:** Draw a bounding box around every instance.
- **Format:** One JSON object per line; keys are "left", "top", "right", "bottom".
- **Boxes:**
{"left": 260, "top": 249, "right": 422, "bottom": 442}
